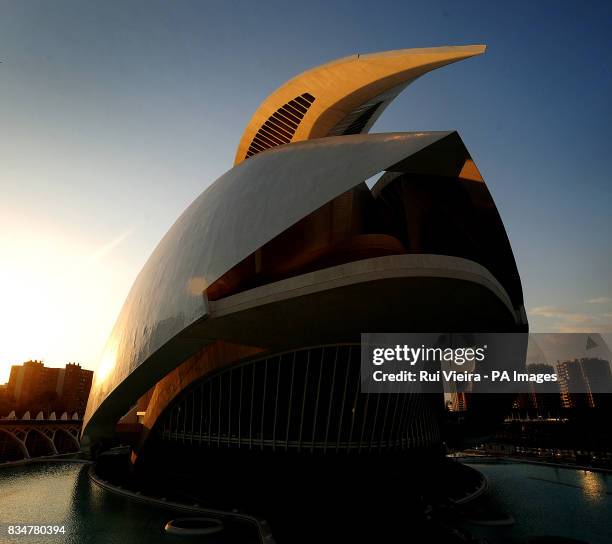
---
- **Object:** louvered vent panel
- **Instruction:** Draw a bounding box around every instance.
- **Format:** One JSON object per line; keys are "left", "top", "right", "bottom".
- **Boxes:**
{"left": 246, "top": 93, "right": 315, "bottom": 159}
{"left": 328, "top": 101, "right": 383, "bottom": 136}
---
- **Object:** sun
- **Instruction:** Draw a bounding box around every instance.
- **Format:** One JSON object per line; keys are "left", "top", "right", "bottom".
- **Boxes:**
{"left": 0, "top": 212, "right": 132, "bottom": 384}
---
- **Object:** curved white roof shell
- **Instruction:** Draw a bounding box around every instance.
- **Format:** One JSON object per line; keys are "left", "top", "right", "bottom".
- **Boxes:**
{"left": 83, "top": 131, "right": 459, "bottom": 436}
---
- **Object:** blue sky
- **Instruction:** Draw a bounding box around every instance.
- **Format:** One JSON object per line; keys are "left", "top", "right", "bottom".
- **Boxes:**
{"left": 0, "top": 0, "right": 610, "bottom": 377}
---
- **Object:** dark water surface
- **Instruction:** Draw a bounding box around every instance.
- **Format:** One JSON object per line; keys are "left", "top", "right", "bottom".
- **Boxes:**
{"left": 0, "top": 460, "right": 610, "bottom": 543}
{"left": 0, "top": 462, "right": 255, "bottom": 543}
{"left": 466, "top": 461, "right": 612, "bottom": 544}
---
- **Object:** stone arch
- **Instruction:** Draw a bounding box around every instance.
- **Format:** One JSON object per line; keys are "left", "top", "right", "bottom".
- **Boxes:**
{"left": 0, "top": 428, "right": 29, "bottom": 459}
{"left": 24, "top": 428, "right": 56, "bottom": 457}
{"left": 53, "top": 427, "right": 80, "bottom": 453}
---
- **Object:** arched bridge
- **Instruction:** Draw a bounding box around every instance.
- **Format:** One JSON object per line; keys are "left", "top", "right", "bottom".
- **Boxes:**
{"left": 0, "top": 417, "right": 82, "bottom": 461}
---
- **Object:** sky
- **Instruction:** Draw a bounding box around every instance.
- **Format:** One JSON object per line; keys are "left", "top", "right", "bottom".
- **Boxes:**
{"left": 0, "top": 0, "right": 611, "bottom": 383}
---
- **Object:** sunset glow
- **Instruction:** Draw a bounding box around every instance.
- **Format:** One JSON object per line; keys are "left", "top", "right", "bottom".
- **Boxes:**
{"left": 0, "top": 210, "right": 133, "bottom": 383}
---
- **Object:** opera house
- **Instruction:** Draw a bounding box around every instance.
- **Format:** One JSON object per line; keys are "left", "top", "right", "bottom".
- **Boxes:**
{"left": 83, "top": 45, "right": 528, "bottom": 540}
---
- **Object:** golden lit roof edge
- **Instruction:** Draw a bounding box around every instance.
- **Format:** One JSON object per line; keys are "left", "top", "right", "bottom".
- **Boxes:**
{"left": 234, "top": 44, "right": 486, "bottom": 165}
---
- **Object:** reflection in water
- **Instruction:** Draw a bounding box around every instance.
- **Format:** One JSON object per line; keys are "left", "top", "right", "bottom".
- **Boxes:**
{"left": 0, "top": 463, "right": 202, "bottom": 543}
{"left": 524, "top": 469, "right": 608, "bottom": 503}
{"left": 580, "top": 470, "right": 609, "bottom": 503}
{"left": 0, "top": 461, "right": 610, "bottom": 543}
{"left": 0, "top": 463, "right": 75, "bottom": 527}
{"left": 0, "top": 462, "right": 259, "bottom": 544}
{"left": 468, "top": 462, "right": 612, "bottom": 544}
